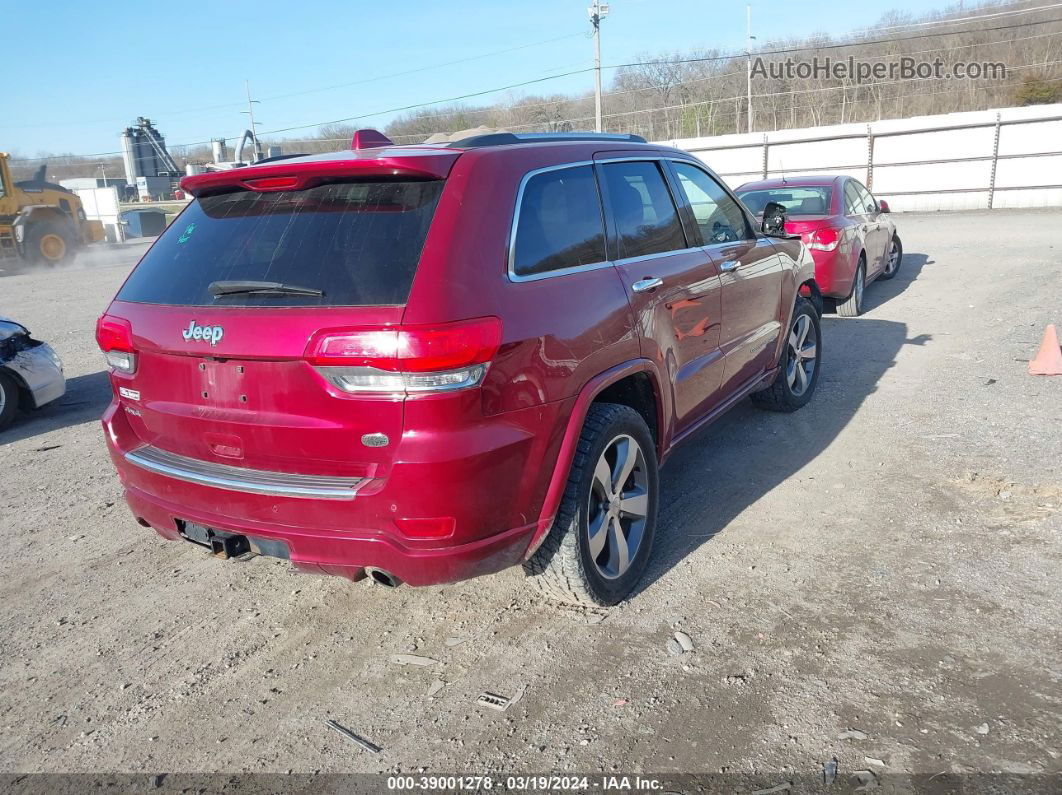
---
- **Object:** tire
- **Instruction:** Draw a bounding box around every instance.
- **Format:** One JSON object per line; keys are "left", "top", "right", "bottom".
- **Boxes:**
{"left": 23, "top": 222, "right": 75, "bottom": 266}
{"left": 524, "top": 403, "right": 659, "bottom": 606}
{"left": 836, "top": 257, "right": 865, "bottom": 317}
{"left": 751, "top": 297, "right": 821, "bottom": 413}
{"left": 879, "top": 235, "right": 903, "bottom": 280}
{"left": 0, "top": 371, "right": 20, "bottom": 431}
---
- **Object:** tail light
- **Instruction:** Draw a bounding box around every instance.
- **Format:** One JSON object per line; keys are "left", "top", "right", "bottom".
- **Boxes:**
{"left": 306, "top": 317, "right": 502, "bottom": 394}
{"left": 95, "top": 314, "right": 137, "bottom": 374}
{"left": 804, "top": 226, "right": 840, "bottom": 252}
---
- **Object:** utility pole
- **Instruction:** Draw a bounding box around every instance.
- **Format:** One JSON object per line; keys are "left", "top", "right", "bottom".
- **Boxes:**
{"left": 243, "top": 79, "right": 262, "bottom": 162}
{"left": 589, "top": 2, "right": 610, "bottom": 132}
{"left": 746, "top": 4, "right": 756, "bottom": 134}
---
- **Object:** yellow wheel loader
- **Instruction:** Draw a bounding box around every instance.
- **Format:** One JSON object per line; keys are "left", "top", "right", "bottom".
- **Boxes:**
{"left": 0, "top": 152, "right": 104, "bottom": 266}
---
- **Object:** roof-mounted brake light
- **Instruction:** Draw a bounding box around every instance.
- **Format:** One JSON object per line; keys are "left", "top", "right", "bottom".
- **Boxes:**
{"left": 351, "top": 129, "right": 394, "bottom": 150}
{"left": 243, "top": 176, "right": 301, "bottom": 191}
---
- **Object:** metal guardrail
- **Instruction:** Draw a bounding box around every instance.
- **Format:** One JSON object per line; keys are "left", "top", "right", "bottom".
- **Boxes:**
{"left": 687, "top": 114, "right": 1062, "bottom": 207}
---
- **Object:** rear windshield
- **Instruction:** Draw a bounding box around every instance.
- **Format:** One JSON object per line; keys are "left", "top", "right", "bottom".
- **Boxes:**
{"left": 117, "top": 180, "right": 444, "bottom": 307}
{"left": 737, "top": 186, "right": 832, "bottom": 216}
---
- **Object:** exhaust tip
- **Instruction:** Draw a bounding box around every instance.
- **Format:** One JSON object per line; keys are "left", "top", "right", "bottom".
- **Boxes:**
{"left": 366, "top": 567, "right": 402, "bottom": 588}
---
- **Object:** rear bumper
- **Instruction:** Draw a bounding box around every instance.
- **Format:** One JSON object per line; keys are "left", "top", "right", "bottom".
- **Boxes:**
{"left": 102, "top": 395, "right": 562, "bottom": 586}
{"left": 121, "top": 482, "right": 535, "bottom": 586}
{"left": 809, "top": 249, "right": 852, "bottom": 298}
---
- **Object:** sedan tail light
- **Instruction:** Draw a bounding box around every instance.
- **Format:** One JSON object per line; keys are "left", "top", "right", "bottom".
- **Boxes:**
{"left": 95, "top": 314, "right": 137, "bottom": 374}
{"left": 804, "top": 226, "right": 840, "bottom": 252}
{"left": 306, "top": 317, "right": 502, "bottom": 394}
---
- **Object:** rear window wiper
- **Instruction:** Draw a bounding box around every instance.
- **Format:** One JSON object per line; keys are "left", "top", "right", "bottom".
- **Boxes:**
{"left": 209, "top": 280, "right": 324, "bottom": 298}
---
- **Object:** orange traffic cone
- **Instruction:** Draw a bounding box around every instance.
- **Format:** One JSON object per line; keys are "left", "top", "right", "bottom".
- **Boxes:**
{"left": 1029, "top": 324, "right": 1062, "bottom": 376}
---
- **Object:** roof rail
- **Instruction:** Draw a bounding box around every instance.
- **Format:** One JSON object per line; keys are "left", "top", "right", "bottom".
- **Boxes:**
{"left": 445, "top": 132, "right": 647, "bottom": 149}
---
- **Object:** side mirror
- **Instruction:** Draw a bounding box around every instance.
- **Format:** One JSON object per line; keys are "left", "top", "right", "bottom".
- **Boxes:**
{"left": 761, "top": 201, "right": 788, "bottom": 237}
{"left": 877, "top": 199, "right": 891, "bottom": 214}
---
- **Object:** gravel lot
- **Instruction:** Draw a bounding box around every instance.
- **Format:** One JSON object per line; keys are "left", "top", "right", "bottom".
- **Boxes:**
{"left": 0, "top": 211, "right": 1059, "bottom": 788}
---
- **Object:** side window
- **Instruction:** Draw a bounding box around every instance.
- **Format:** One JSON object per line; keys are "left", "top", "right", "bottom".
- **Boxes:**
{"left": 670, "top": 161, "right": 752, "bottom": 245}
{"left": 843, "top": 182, "right": 866, "bottom": 216}
{"left": 854, "top": 182, "right": 877, "bottom": 213}
{"left": 511, "top": 165, "right": 606, "bottom": 278}
{"left": 600, "top": 160, "right": 687, "bottom": 259}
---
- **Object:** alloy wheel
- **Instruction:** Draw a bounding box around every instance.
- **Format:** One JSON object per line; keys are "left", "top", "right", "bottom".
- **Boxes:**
{"left": 884, "top": 241, "right": 900, "bottom": 276}
{"left": 786, "top": 313, "right": 818, "bottom": 397}
{"left": 586, "top": 434, "right": 650, "bottom": 580}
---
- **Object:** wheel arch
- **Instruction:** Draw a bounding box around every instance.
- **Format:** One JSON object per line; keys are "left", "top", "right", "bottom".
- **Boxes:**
{"left": 0, "top": 365, "right": 33, "bottom": 412}
{"left": 592, "top": 371, "right": 660, "bottom": 446}
{"left": 524, "top": 359, "right": 667, "bottom": 559}
{"left": 17, "top": 205, "right": 75, "bottom": 230}
{"left": 798, "top": 278, "right": 823, "bottom": 317}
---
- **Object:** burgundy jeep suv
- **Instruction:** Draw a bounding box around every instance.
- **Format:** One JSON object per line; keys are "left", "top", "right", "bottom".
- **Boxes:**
{"left": 97, "top": 131, "right": 821, "bottom": 606}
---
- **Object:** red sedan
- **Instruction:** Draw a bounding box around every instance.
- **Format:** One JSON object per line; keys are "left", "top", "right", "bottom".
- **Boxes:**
{"left": 736, "top": 176, "right": 902, "bottom": 316}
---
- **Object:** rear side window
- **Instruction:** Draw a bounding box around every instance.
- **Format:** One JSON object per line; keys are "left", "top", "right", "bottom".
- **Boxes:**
{"left": 600, "top": 161, "right": 687, "bottom": 259}
{"left": 511, "top": 165, "right": 606, "bottom": 277}
{"left": 117, "top": 180, "right": 444, "bottom": 307}
{"left": 854, "top": 182, "right": 877, "bottom": 213}
{"left": 844, "top": 182, "right": 867, "bottom": 216}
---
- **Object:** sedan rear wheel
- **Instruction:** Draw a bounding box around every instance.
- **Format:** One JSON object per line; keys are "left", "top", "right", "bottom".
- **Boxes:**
{"left": 836, "top": 258, "right": 865, "bottom": 317}
{"left": 880, "top": 235, "right": 903, "bottom": 280}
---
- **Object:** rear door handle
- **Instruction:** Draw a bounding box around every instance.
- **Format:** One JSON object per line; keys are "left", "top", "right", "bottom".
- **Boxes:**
{"left": 632, "top": 277, "right": 663, "bottom": 293}
{"left": 718, "top": 260, "right": 739, "bottom": 272}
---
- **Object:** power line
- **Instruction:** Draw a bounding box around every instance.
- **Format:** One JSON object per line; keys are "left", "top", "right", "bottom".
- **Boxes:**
{"left": 12, "top": 12, "right": 1062, "bottom": 162}
{"left": 372, "top": 24, "right": 1062, "bottom": 129}
{"left": 250, "top": 13, "right": 1062, "bottom": 139}
{"left": 613, "top": 12, "right": 1062, "bottom": 70}
{"left": 280, "top": 68, "right": 1062, "bottom": 140}
{"left": 256, "top": 32, "right": 587, "bottom": 103}
{"left": 236, "top": 3, "right": 1062, "bottom": 133}
{"left": 279, "top": 59, "right": 1062, "bottom": 142}
{"left": 853, "top": 1, "right": 1062, "bottom": 35}
{"left": 0, "top": 31, "right": 586, "bottom": 132}
{"left": 466, "top": 58, "right": 1062, "bottom": 134}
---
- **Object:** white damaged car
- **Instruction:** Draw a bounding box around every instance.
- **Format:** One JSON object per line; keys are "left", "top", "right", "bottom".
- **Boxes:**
{"left": 0, "top": 318, "right": 65, "bottom": 431}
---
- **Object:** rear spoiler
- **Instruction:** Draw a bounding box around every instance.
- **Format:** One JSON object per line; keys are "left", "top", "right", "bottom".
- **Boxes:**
{"left": 180, "top": 151, "right": 461, "bottom": 197}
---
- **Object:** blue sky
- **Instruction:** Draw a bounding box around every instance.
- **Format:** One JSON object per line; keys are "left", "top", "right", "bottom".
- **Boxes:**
{"left": 5, "top": 0, "right": 951, "bottom": 157}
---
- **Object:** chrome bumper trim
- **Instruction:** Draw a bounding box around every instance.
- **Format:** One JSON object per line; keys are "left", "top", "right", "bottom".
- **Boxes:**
{"left": 125, "top": 446, "right": 365, "bottom": 500}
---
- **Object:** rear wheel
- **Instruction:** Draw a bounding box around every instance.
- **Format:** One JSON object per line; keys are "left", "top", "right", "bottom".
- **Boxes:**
{"left": 0, "top": 371, "right": 20, "bottom": 431}
{"left": 751, "top": 297, "right": 821, "bottom": 413}
{"left": 880, "top": 235, "right": 903, "bottom": 280}
{"left": 836, "top": 257, "right": 865, "bottom": 317}
{"left": 524, "top": 403, "right": 659, "bottom": 606}
{"left": 24, "top": 222, "right": 75, "bottom": 266}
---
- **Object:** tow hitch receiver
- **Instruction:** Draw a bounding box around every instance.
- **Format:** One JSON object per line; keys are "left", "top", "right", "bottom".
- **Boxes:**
{"left": 179, "top": 521, "right": 251, "bottom": 559}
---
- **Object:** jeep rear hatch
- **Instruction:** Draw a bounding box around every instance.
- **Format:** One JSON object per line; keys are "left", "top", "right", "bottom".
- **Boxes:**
{"left": 99, "top": 155, "right": 467, "bottom": 488}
